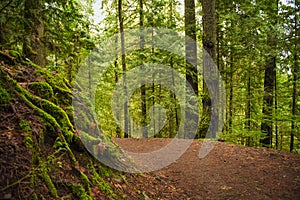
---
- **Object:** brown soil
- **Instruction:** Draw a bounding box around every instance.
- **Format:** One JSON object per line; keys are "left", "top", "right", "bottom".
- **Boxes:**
{"left": 115, "top": 138, "right": 300, "bottom": 200}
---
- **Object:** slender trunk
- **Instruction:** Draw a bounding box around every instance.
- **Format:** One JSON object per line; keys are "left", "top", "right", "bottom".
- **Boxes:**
{"left": 290, "top": 48, "right": 297, "bottom": 152}
{"left": 245, "top": 65, "right": 251, "bottom": 146}
{"left": 118, "top": 0, "right": 129, "bottom": 138}
{"left": 228, "top": 52, "right": 233, "bottom": 133}
{"left": 139, "top": 0, "right": 147, "bottom": 138}
{"left": 201, "top": 0, "right": 216, "bottom": 138}
{"left": 290, "top": 0, "right": 298, "bottom": 152}
{"left": 171, "top": 57, "right": 179, "bottom": 136}
{"left": 185, "top": 0, "right": 198, "bottom": 139}
{"left": 169, "top": 0, "right": 179, "bottom": 137}
{"left": 151, "top": 6, "right": 156, "bottom": 138}
{"left": 275, "top": 70, "right": 278, "bottom": 149}
{"left": 114, "top": 37, "right": 121, "bottom": 138}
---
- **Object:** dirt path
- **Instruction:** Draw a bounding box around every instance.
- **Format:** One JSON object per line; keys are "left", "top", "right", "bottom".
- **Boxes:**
{"left": 114, "top": 138, "right": 300, "bottom": 200}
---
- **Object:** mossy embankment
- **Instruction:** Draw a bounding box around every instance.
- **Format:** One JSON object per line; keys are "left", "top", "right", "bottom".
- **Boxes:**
{"left": 0, "top": 51, "right": 131, "bottom": 199}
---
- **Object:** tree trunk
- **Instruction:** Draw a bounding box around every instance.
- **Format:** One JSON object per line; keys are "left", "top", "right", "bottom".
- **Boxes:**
{"left": 201, "top": 0, "right": 217, "bottom": 138}
{"left": 260, "top": 0, "right": 278, "bottom": 147}
{"left": 261, "top": 57, "right": 276, "bottom": 147}
{"left": 139, "top": 0, "right": 148, "bottom": 138}
{"left": 114, "top": 37, "right": 121, "bottom": 138}
{"left": 118, "top": 0, "right": 129, "bottom": 138}
{"left": 290, "top": 37, "right": 297, "bottom": 152}
{"left": 185, "top": 0, "right": 197, "bottom": 94}
{"left": 228, "top": 52, "right": 233, "bottom": 134}
{"left": 23, "top": 0, "right": 46, "bottom": 66}
{"left": 185, "top": 0, "right": 198, "bottom": 139}
{"left": 275, "top": 70, "right": 278, "bottom": 149}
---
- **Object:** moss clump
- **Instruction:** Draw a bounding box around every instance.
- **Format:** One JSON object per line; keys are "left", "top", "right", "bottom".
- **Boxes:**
{"left": 79, "top": 131, "right": 101, "bottom": 146}
{"left": 29, "top": 97, "right": 74, "bottom": 142}
{"left": 0, "top": 85, "right": 11, "bottom": 104}
{"left": 28, "top": 81, "right": 54, "bottom": 100}
{"left": 99, "top": 165, "right": 114, "bottom": 178}
{"left": 69, "top": 183, "right": 94, "bottom": 200}
{"left": 19, "top": 120, "right": 32, "bottom": 134}
{"left": 88, "top": 164, "right": 117, "bottom": 199}
{"left": 30, "top": 174, "right": 39, "bottom": 200}
{"left": 81, "top": 172, "right": 91, "bottom": 194}
{"left": 33, "top": 69, "right": 72, "bottom": 105}
{"left": 40, "top": 166, "right": 59, "bottom": 199}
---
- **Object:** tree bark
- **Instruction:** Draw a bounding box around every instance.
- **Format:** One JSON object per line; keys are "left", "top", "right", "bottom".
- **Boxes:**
{"left": 260, "top": 0, "right": 278, "bottom": 147}
{"left": 139, "top": 0, "right": 148, "bottom": 138}
{"left": 201, "top": 0, "right": 217, "bottom": 138}
{"left": 23, "top": 0, "right": 46, "bottom": 66}
{"left": 290, "top": 0, "right": 299, "bottom": 152}
{"left": 184, "top": 0, "right": 198, "bottom": 139}
{"left": 118, "top": 0, "right": 129, "bottom": 138}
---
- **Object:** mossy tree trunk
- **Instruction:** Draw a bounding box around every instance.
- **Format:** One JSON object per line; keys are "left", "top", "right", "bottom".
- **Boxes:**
{"left": 23, "top": 0, "right": 46, "bottom": 67}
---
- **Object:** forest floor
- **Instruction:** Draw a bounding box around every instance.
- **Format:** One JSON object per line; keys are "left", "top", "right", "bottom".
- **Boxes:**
{"left": 114, "top": 138, "right": 300, "bottom": 200}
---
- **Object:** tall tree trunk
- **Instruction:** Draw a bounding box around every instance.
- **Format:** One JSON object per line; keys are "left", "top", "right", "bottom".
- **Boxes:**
{"left": 185, "top": 0, "right": 198, "bottom": 139}
{"left": 290, "top": 51, "right": 297, "bottom": 152}
{"left": 118, "top": 0, "right": 129, "bottom": 138}
{"left": 185, "top": 0, "right": 197, "bottom": 94}
{"left": 201, "top": 0, "right": 216, "bottom": 138}
{"left": 114, "top": 37, "right": 121, "bottom": 138}
{"left": 261, "top": 57, "right": 276, "bottom": 147}
{"left": 260, "top": 0, "right": 278, "bottom": 147}
{"left": 169, "top": 0, "right": 179, "bottom": 137}
{"left": 150, "top": 2, "right": 156, "bottom": 138}
{"left": 290, "top": 0, "right": 298, "bottom": 151}
{"left": 245, "top": 65, "right": 251, "bottom": 146}
{"left": 275, "top": 70, "right": 278, "bottom": 149}
{"left": 23, "top": 0, "right": 46, "bottom": 66}
{"left": 139, "top": 0, "right": 147, "bottom": 138}
{"left": 228, "top": 52, "right": 233, "bottom": 134}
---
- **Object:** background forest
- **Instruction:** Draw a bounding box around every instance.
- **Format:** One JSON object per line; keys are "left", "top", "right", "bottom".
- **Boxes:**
{"left": 0, "top": 0, "right": 299, "bottom": 154}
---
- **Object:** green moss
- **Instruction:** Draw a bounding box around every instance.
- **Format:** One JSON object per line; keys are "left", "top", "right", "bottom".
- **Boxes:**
{"left": 19, "top": 120, "right": 32, "bottom": 134}
{"left": 33, "top": 69, "right": 73, "bottom": 105}
{"left": 28, "top": 82, "right": 54, "bottom": 100}
{"left": 99, "top": 165, "right": 113, "bottom": 178}
{"left": 69, "top": 183, "right": 94, "bottom": 200}
{"left": 0, "top": 85, "right": 11, "bottom": 104}
{"left": 30, "top": 174, "right": 39, "bottom": 200}
{"left": 81, "top": 172, "right": 91, "bottom": 194}
{"left": 1, "top": 68, "right": 67, "bottom": 136}
{"left": 88, "top": 164, "right": 117, "bottom": 199}
{"left": 35, "top": 98, "right": 74, "bottom": 142}
{"left": 23, "top": 136, "right": 34, "bottom": 149}
{"left": 79, "top": 131, "right": 101, "bottom": 146}
{"left": 64, "top": 106, "right": 74, "bottom": 122}
{"left": 40, "top": 166, "right": 59, "bottom": 199}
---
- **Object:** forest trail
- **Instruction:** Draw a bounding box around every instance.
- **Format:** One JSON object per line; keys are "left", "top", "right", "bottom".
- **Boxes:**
{"left": 114, "top": 138, "right": 300, "bottom": 200}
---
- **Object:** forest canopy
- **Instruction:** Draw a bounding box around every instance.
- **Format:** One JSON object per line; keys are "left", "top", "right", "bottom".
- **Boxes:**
{"left": 0, "top": 0, "right": 299, "bottom": 152}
